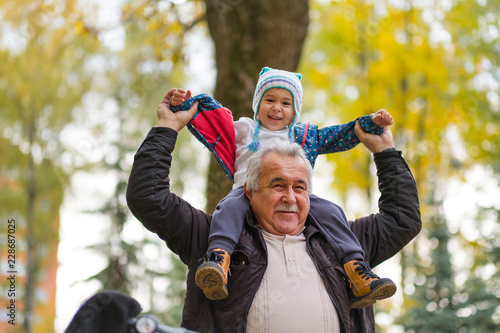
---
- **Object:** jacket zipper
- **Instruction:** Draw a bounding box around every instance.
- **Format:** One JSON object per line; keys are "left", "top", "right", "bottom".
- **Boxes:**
{"left": 242, "top": 222, "right": 269, "bottom": 329}
{"left": 306, "top": 236, "right": 348, "bottom": 333}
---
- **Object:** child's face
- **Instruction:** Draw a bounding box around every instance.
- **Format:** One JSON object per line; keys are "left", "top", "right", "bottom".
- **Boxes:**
{"left": 257, "top": 88, "right": 295, "bottom": 131}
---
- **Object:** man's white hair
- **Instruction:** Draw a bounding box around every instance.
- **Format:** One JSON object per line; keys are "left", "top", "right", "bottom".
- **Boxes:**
{"left": 245, "top": 139, "right": 313, "bottom": 192}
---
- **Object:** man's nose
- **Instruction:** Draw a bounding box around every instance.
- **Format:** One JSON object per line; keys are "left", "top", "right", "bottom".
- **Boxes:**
{"left": 281, "top": 186, "right": 297, "bottom": 203}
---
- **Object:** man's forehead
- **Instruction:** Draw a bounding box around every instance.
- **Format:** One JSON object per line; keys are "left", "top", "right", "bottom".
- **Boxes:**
{"left": 268, "top": 176, "right": 308, "bottom": 186}
{"left": 260, "top": 153, "right": 309, "bottom": 182}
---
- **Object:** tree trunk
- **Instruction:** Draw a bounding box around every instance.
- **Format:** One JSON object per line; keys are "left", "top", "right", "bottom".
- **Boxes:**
{"left": 203, "top": 0, "right": 310, "bottom": 212}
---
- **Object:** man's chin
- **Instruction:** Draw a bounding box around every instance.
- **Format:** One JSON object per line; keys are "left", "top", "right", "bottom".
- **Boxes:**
{"left": 273, "top": 216, "right": 303, "bottom": 234}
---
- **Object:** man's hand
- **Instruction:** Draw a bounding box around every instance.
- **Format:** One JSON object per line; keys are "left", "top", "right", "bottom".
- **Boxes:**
{"left": 355, "top": 121, "right": 395, "bottom": 153}
{"left": 156, "top": 88, "right": 198, "bottom": 132}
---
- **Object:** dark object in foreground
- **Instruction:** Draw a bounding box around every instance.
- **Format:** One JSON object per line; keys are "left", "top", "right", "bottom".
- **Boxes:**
{"left": 65, "top": 290, "right": 197, "bottom": 333}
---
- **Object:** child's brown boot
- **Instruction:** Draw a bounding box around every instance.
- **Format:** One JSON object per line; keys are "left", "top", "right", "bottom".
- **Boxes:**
{"left": 195, "top": 249, "right": 231, "bottom": 300}
{"left": 344, "top": 260, "right": 397, "bottom": 308}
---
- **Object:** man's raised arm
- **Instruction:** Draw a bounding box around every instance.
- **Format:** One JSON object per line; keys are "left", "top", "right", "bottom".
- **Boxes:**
{"left": 126, "top": 90, "right": 208, "bottom": 264}
{"left": 351, "top": 122, "right": 422, "bottom": 268}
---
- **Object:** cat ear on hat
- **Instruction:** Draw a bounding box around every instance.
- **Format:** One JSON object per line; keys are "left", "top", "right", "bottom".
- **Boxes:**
{"left": 259, "top": 67, "right": 273, "bottom": 76}
{"left": 259, "top": 66, "right": 302, "bottom": 81}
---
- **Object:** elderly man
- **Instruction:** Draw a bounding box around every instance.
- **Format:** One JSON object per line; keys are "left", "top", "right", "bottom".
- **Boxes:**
{"left": 126, "top": 90, "right": 421, "bottom": 333}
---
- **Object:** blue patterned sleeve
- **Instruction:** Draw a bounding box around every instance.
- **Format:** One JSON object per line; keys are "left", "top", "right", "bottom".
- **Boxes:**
{"left": 316, "top": 115, "right": 384, "bottom": 155}
{"left": 170, "top": 93, "right": 223, "bottom": 114}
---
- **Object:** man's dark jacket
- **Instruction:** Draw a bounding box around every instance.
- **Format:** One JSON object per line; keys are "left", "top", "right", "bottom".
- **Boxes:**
{"left": 126, "top": 127, "right": 422, "bottom": 333}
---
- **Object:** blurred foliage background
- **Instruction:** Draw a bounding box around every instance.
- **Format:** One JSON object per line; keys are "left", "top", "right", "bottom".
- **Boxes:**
{"left": 0, "top": 0, "right": 498, "bottom": 332}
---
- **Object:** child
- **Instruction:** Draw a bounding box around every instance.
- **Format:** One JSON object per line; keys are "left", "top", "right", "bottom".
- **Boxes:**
{"left": 170, "top": 67, "right": 396, "bottom": 308}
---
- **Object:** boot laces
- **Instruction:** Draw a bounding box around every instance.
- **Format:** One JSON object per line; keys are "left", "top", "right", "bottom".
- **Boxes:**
{"left": 354, "top": 261, "right": 380, "bottom": 281}
{"left": 200, "top": 250, "right": 226, "bottom": 264}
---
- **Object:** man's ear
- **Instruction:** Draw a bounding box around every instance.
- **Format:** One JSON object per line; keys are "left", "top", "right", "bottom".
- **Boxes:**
{"left": 243, "top": 184, "right": 252, "bottom": 201}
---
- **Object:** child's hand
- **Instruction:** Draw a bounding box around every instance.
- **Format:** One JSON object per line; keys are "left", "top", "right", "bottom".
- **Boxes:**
{"left": 170, "top": 88, "right": 192, "bottom": 106}
{"left": 371, "top": 109, "right": 394, "bottom": 127}
{"left": 157, "top": 88, "right": 198, "bottom": 131}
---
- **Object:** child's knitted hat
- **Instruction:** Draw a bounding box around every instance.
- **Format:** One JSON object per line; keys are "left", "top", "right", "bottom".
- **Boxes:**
{"left": 252, "top": 67, "right": 303, "bottom": 126}
{"left": 248, "top": 67, "right": 303, "bottom": 152}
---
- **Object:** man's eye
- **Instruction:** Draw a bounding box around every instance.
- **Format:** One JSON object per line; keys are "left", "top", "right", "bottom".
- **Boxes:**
{"left": 272, "top": 184, "right": 285, "bottom": 191}
{"left": 294, "top": 185, "right": 306, "bottom": 192}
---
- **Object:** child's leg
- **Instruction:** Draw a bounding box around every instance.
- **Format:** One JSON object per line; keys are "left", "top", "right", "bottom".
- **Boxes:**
{"left": 309, "top": 194, "right": 396, "bottom": 308}
{"left": 196, "top": 186, "right": 249, "bottom": 301}
{"left": 208, "top": 186, "right": 249, "bottom": 254}
{"left": 309, "top": 194, "right": 364, "bottom": 264}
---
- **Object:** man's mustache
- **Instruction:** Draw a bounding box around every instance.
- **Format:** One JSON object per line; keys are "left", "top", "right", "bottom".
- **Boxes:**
{"left": 275, "top": 204, "right": 299, "bottom": 213}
